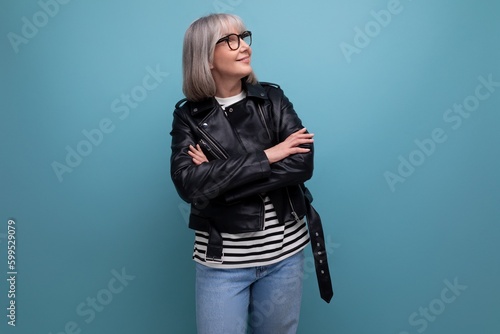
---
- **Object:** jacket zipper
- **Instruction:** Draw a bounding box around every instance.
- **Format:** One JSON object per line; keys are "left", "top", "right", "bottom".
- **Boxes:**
{"left": 198, "top": 138, "right": 222, "bottom": 160}
{"left": 257, "top": 104, "right": 271, "bottom": 140}
{"left": 197, "top": 129, "right": 228, "bottom": 160}
{"left": 258, "top": 193, "right": 266, "bottom": 231}
{"left": 285, "top": 187, "right": 301, "bottom": 224}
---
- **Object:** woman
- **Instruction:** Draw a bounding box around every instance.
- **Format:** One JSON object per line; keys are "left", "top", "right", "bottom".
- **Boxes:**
{"left": 170, "top": 13, "right": 331, "bottom": 334}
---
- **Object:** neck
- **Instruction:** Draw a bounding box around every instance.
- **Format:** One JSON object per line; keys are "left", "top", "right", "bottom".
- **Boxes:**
{"left": 214, "top": 79, "right": 243, "bottom": 98}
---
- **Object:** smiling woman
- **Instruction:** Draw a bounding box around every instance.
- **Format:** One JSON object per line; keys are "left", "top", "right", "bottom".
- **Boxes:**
{"left": 211, "top": 30, "right": 253, "bottom": 93}
{"left": 169, "top": 13, "right": 332, "bottom": 334}
{"left": 181, "top": 14, "right": 258, "bottom": 102}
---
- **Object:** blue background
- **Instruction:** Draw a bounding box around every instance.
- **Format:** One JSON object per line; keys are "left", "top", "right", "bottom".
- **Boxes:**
{"left": 1, "top": 0, "right": 499, "bottom": 333}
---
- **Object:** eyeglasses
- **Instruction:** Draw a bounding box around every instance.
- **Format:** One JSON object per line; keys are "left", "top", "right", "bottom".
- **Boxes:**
{"left": 216, "top": 31, "right": 252, "bottom": 50}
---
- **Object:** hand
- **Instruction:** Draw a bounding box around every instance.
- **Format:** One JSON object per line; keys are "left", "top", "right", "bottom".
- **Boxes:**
{"left": 188, "top": 144, "right": 209, "bottom": 165}
{"left": 264, "top": 128, "right": 314, "bottom": 164}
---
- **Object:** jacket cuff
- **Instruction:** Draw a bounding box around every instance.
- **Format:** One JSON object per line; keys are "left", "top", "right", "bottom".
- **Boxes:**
{"left": 256, "top": 150, "right": 272, "bottom": 177}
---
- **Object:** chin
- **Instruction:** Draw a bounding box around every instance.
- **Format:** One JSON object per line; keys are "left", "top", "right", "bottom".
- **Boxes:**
{"left": 241, "top": 67, "right": 253, "bottom": 77}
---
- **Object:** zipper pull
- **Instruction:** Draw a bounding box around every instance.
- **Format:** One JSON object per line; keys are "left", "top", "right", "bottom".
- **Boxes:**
{"left": 291, "top": 211, "right": 301, "bottom": 224}
{"left": 199, "top": 139, "right": 211, "bottom": 153}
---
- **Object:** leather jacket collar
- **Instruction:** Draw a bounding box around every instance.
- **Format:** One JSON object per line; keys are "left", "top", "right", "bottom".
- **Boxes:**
{"left": 175, "top": 79, "right": 271, "bottom": 116}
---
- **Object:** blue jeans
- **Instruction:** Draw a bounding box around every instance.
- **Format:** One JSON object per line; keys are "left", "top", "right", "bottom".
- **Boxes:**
{"left": 195, "top": 250, "right": 305, "bottom": 334}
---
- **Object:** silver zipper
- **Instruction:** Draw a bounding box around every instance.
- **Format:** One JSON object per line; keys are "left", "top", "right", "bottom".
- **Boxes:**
{"left": 286, "top": 187, "right": 301, "bottom": 224}
{"left": 197, "top": 129, "right": 228, "bottom": 160}
{"left": 198, "top": 138, "right": 221, "bottom": 160}
{"left": 258, "top": 193, "right": 267, "bottom": 230}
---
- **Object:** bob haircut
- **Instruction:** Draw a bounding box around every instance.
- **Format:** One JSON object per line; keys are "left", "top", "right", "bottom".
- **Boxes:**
{"left": 182, "top": 13, "right": 258, "bottom": 102}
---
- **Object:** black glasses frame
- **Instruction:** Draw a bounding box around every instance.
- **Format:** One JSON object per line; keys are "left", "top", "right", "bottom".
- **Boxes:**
{"left": 216, "top": 31, "right": 252, "bottom": 50}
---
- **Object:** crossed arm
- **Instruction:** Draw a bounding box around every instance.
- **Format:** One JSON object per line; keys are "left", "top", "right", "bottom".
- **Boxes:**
{"left": 188, "top": 127, "right": 314, "bottom": 166}
{"left": 171, "top": 87, "right": 314, "bottom": 204}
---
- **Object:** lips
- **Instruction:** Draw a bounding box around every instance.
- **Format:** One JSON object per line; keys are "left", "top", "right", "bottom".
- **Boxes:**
{"left": 237, "top": 56, "right": 250, "bottom": 62}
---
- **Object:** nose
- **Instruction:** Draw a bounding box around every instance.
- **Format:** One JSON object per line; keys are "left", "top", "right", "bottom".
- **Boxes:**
{"left": 239, "top": 38, "right": 250, "bottom": 50}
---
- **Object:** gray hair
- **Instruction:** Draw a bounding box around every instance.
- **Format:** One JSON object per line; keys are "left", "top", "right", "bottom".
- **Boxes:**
{"left": 182, "top": 13, "right": 258, "bottom": 101}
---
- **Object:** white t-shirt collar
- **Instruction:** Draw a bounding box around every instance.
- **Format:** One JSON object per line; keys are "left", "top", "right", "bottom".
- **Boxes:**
{"left": 215, "top": 91, "right": 246, "bottom": 110}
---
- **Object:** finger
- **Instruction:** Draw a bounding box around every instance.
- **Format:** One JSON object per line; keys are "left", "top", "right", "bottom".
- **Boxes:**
{"left": 188, "top": 149, "right": 198, "bottom": 157}
{"left": 193, "top": 155, "right": 208, "bottom": 164}
{"left": 291, "top": 147, "right": 311, "bottom": 154}
{"left": 189, "top": 145, "right": 205, "bottom": 156}
{"left": 292, "top": 135, "right": 314, "bottom": 141}
{"left": 190, "top": 152, "right": 206, "bottom": 161}
{"left": 286, "top": 128, "right": 306, "bottom": 139}
{"left": 294, "top": 132, "right": 314, "bottom": 138}
{"left": 288, "top": 138, "right": 314, "bottom": 147}
{"left": 194, "top": 148, "right": 208, "bottom": 160}
{"left": 288, "top": 133, "right": 313, "bottom": 142}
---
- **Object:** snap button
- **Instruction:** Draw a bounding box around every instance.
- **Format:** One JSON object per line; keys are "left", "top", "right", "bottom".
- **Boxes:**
{"left": 193, "top": 108, "right": 198, "bottom": 112}
{"left": 228, "top": 108, "right": 233, "bottom": 113}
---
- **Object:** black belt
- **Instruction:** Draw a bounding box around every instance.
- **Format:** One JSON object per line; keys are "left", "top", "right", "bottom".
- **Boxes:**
{"left": 303, "top": 190, "right": 334, "bottom": 303}
{"left": 205, "top": 225, "right": 224, "bottom": 263}
{"left": 205, "top": 191, "right": 334, "bottom": 303}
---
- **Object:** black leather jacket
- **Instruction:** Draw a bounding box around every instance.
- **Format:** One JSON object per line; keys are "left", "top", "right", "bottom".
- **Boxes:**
{"left": 170, "top": 81, "right": 313, "bottom": 235}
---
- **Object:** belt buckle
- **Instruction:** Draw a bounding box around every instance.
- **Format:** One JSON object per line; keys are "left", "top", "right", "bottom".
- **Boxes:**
{"left": 204, "top": 251, "right": 224, "bottom": 264}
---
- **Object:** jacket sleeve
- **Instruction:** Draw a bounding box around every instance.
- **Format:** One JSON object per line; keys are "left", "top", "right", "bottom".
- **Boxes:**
{"left": 223, "top": 87, "right": 314, "bottom": 203}
{"left": 170, "top": 108, "right": 272, "bottom": 204}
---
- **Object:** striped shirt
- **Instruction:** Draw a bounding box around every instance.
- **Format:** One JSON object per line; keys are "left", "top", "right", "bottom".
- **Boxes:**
{"left": 193, "top": 195, "right": 310, "bottom": 268}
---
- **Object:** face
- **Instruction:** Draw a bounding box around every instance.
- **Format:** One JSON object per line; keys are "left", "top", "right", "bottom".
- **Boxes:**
{"left": 211, "top": 29, "right": 253, "bottom": 85}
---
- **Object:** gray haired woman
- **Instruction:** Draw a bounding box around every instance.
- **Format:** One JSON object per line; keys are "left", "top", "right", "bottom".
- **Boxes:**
{"left": 170, "top": 13, "right": 331, "bottom": 334}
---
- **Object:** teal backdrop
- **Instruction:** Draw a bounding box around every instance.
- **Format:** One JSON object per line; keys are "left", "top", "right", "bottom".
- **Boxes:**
{"left": 1, "top": 0, "right": 499, "bottom": 333}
